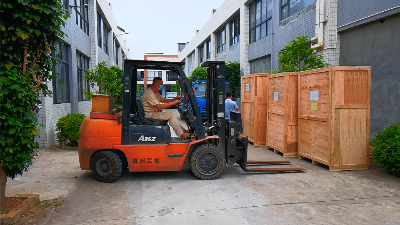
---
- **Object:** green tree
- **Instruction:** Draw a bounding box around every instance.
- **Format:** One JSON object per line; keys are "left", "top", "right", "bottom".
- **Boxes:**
{"left": 225, "top": 62, "right": 241, "bottom": 96}
{"left": 188, "top": 66, "right": 207, "bottom": 81}
{"left": 171, "top": 80, "right": 180, "bottom": 93}
{"left": 271, "top": 35, "right": 328, "bottom": 73}
{"left": 0, "top": 0, "right": 69, "bottom": 211}
{"left": 84, "top": 62, "right": 139, "bottom": 107}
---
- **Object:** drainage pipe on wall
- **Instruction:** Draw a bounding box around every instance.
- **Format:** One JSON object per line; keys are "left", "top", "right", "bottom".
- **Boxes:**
{"left": 311, "top": 0, "right": 324, "bottom": 49}
{"left": 311, "top": 0, "right": 319, "bottom": 43}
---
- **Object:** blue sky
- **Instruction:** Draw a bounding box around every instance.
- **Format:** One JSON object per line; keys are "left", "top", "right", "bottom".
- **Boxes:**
{"left": 108, "top": 0, "right": 225, "bottom": 60}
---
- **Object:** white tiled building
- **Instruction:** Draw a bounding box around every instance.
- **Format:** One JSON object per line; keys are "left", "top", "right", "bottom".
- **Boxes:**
{"left": 178, "top": 0, "right": 400, "bottom": 137}
{"left": 37, "top": 0, "right": 129, "bottom": 148}
{"left": 178, "top": 0, "right": 339, "bottom": 77}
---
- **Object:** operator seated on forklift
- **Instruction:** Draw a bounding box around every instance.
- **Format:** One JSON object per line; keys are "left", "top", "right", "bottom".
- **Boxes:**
{"left": 142, "top": 77, "right": 189, "bottom": 139}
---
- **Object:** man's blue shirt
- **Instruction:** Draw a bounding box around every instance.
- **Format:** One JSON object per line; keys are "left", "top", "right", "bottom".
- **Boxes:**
{"left": 225, "top": 99, "right": 238, "bottom": 120}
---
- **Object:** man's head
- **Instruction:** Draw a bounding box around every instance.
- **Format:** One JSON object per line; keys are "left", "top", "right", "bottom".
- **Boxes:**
{"left": 151, "top": 77, "right": 163, "bottom": 92}
{"left": 226, "top": 92, "right": 232, "bottom": 99}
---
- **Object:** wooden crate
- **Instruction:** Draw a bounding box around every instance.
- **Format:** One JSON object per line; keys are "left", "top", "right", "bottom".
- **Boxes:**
{"left": 266, "top": 73, "right": 298, "bottom": 157}
{"left": 92, "top": 94, "right": 115, "bottom": 113}
{"left": 298, "top": 67, "right": 371, "bottom": 171}
{"left": 241, "top": 74, "right": 269, "bottom": 146}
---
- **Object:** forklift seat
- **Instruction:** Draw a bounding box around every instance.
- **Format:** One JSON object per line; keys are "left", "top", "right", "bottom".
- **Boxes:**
{"left": 132, "top": 99, "right": 168, "bottom": 126}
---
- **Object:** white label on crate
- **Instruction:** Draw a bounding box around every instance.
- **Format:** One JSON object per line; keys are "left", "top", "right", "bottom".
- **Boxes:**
{"left": 125, "top": 90, "right": 130, "bottom": 93}
{"left": 218, "top": 112, "right": 224, "bottom": 118}
{"left": 273, "top": 92, "right": 279, "bottom": 101}
{"left": 245, "top": 83, "right": 250, "bottom": 91}
{"left": 310, "top": 90, "right": 319, "bottom": 101}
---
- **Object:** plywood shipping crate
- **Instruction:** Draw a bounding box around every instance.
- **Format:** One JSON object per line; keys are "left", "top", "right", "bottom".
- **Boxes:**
{"left": 241, "top": 74, "right": 269, "bottom": 146}
{"left": 298, "top": 67, "right": 371, "bottom": 171}
{"left": 92, "top": 94, "right": 115, "bottom": 113}
{"left": 266, "top": 73, "right": 298, "bottom": 157}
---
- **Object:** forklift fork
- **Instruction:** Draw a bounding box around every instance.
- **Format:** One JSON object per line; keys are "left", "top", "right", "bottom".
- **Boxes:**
{"left": 227, "top": 119, "right": 305, "bottom": 174}
{"left": 238, "top": 137, "right": 305, "bottom": 173}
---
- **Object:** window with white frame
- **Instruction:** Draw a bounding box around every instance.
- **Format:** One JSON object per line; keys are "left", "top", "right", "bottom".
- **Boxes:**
{"left": 103, "top": 21, "right": 109, "bottom": 55}
{"left": 77, "top": 53, "right": 90, "bottom": 101}
{"left": 59, "top": 0, "right": 68, "bottom": 12}
{"left": 249, "top": 0, "right": 272, "bottom": 44}
{"left": 53, "top": 42, "right": 70, "bottom": 104}
{"left": 114, "top": 41, "right": 119, "bottom": 66}
{"left": 199, "top": 45, "right": 204, "bottom": 64}
{"left": 206, "top": 39, "right": 211, "bottom": 60}
{"left": 187, "top": 52, "right": 195, "bottom": 74}
{"left": 75, "top": 0, "right": 89, "bottom": 35}
{"left": 147, "top": 71, "right": 162, "bottom": 81}
{"left": 137, "top": 71, "right": 144, "bottom": 81}
{"left": 216, "top": 26, "right": 226, "bottom": 53}
{"left": 281, "top": 0, "right": 315, "bottom": 21}
{"left": 230, "top": 15, "right": 240, "bottom": 46}
{"left": 97, "top": 13, "right": 102, "bottom": 48}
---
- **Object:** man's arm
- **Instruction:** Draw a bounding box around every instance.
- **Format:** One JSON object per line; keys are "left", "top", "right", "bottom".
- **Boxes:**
{"left": 234, "top": 102, "right": 239, "bottom": 111}
{"left": 153, "top": 100, "right": 181, "bottom": 110}
{"left": 160, "top": 95, "right": 182, "bottom": 103}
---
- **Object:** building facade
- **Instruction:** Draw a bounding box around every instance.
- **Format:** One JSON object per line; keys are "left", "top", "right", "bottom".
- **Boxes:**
{"left": 178, "top": 0, "right": 400, "bottom": 137}
{"left": 37, "top": 0, "right": 129, "bottom": 148}
{"left": 178, "top": 0, "right": 400, "bottom": 138}
{"left": 337, "top": 0, "right": 400, "bottom": 137}
{"left": 178, "top": 0, "right": 339, "bottom": 77}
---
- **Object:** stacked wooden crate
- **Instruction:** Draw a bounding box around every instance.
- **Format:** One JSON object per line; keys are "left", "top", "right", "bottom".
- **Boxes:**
{"left": 266, "top": 73, "right": 298, "bottom": 157}
{"left": 241, "top": 74, "right": 269, "bottom": 146}
{"left": 297, "top": 67, "right": 371, "bottom": 171}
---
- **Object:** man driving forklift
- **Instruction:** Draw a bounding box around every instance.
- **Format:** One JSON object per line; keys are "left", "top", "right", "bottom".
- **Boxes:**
{"left": 142, "top": 77, "right": 188, "bottom": 139}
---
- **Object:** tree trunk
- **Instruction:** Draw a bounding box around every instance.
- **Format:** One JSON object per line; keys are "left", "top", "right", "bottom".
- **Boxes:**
{"left": 0, "top": 166, "right": 6, "bottom": 212}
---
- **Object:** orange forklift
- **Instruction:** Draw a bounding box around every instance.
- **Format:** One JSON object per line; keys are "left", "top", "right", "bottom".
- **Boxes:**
{"left": 78, "top": 60, "right": 304, "bottom": 183}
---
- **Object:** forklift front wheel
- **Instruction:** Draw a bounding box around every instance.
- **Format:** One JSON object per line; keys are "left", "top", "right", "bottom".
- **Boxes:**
{"left": 190, "top": 144, "right": 225, "bottom": 180}
{"left": 90, "top": 151, "right": 123, "bottom": 183}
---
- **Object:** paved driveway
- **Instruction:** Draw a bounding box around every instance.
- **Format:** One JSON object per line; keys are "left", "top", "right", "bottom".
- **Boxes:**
{"left": 15, "top": 109, "right": 400, "bottom": 225}
{"left": 35, "top": 146, "right": 400, "bottom": 225}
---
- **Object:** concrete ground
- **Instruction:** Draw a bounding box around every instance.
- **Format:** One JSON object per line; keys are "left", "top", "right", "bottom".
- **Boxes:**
{"left": 6, "top": 109, "right": 400, "bottom": 225}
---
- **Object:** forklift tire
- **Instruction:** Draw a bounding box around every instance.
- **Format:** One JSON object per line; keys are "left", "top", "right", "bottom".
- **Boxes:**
{"left": 90, "top": 151, "right": 122, "bottom": 183}
{"left": 190, "top": 144, "right": 225, "bottom": 180}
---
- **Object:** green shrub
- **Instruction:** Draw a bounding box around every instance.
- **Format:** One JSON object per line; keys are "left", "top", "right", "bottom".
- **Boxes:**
{"left": 56, "top": 113, "right": 86, "bottom": 147}
{"left": 371, "top": 123, "right": 400, "bottom": 177}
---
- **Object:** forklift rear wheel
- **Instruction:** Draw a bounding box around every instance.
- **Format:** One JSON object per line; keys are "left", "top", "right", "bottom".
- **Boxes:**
{"left": 190, "top": 144, "right": 225, "bottom": 180}
{"left": 90, "top": 151, "right": 122, "bottom": 183}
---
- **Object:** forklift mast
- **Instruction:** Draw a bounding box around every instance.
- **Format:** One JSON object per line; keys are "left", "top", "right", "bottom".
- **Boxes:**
{"left": 201, "top": 61, "right": 246, "bottom": 166}
{"left": 201, "top": 61, "right": 226, "bottom": 149}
